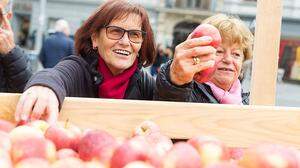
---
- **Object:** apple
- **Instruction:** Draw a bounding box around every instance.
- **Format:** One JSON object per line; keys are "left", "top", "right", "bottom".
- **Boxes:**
{"left": 187, "top": 135, "right": 230, "bottom": 167}
{"left": 51, "top": 157, "right": 85, "bottom": 168}
{"left": 45, "top": 120, "right": 82, "bottom": 151}
{"left": 0, "top": 150, "right": 13, "bottom": 168}
{"left": 206, "top": 162, "right": 241, "bottom": 168}
{"left": 145, "top": 132, "right": 173, "bottom": 157}
{"left": 9, "top": 125, "right": 44, "bottom": 144}
{"left": 14, "top": 158, "right": 50, "bottom": 168}
{"left": 191, "top": 24, "right": 222, "bottom": 83}
{"left": 0, "top": 131, "right": 11, "bottom": 152}
{"left": 27, "top": 120, "right": 50, "bottom": 134}
{"left": 238, "top": 144, "right": 299, "bottom": 168}
{"left": 0, "top": 119, "right": 15, "bottom": 133}
{"left": 163, "top": 142, "right": 202, "bottom": 168}
{"left": 229, "top": 147, "right": 245, "bottom": 161}
{"left": 110, "top": 136, "right": 161, "bottom": 168}
{"left": 124, "top": 161, "right": 155, "bottom": 168}
{"left": 78, "top": 129, "right": 118, "bottom": 165}
{"left": 57, "top": 148, "right": 79, "bottom": 159}
{"left": 85, "top": 160, "right": 106, "bottom": 168}
{"left": 133, "top": 120, "right": 161, "bottom": 136}
{"left": 11, "top": 137, "right": 56, "bottom": 163}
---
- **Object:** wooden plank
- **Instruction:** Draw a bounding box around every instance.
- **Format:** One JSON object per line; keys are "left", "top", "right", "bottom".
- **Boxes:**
{"left": 0, "top": 93, "right": 300, "bottom": 148}
{"left": 250, "top": 0, "right": 283, "bottom": 105}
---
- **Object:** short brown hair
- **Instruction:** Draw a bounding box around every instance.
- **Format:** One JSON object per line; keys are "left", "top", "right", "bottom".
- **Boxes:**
{"left": 202, "top": 14, "right": 254, "bottom": 61}
{"left": 75, "top": 0, "right": 156, "bottom": 66}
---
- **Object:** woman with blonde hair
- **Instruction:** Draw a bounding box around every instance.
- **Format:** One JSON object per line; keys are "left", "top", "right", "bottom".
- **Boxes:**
{"left": 156, "top": 14, "right": 254, "bottom": 104}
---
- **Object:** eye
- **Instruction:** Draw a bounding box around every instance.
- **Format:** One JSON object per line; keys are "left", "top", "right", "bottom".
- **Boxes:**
{"left": 129, "top": 31, "right": 142, "bottom": 39}
{"left": 216, "top": 49, "right": 224, "bottom": 55}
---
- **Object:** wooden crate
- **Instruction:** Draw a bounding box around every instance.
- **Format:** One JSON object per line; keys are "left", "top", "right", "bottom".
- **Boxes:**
{"left": 1, "top": 0, "right": 299, "bottom": 149}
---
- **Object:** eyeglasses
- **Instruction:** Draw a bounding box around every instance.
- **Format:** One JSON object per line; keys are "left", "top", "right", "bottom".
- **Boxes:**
{"left": 105, "top": 26, "right": 146, "bottom": 44}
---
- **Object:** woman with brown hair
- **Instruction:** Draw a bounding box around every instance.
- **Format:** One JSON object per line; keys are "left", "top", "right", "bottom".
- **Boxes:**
{"left": 15, "top": 0, "right": 156, "bottom": 124}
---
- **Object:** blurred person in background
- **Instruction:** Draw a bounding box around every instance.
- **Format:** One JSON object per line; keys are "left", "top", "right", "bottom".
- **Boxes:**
{"left": 0, "top": 0, "right": 32, "bottom": 93}
{"left": 151, "top": 43, "right": 164, "bottom": 76}
{"left": 15, "top": 0, "right": 156, "bottom": 124}
{"left": 39, "top": 19, "right": 74, "bottom": 68}
{"left": 156, "top": 14, "right": 253, "bottom": 105}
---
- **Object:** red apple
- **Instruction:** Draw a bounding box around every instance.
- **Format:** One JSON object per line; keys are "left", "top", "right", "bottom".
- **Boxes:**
{"left": 0, "top": 150, "right": 13, "bottom": 168}
{"left": 11, "top": 137, "right": 56, "bottom": 163}
{"left": 206, "top": 161, "right": 241, "bottom": 168}
{"left": 133, "top": 120, "right": 161, "bottom": 136}
{"left": 85, "top": 160, "right": 106, "bottom": 168}
{"left": 51, "top": 157, "right": 85, "bottom": 168}
{"left": 27, "top": 120, "right": 50, "bottom": 134}
{"left": 145, "top": 132, "right": 173, "bottom": 157}
{"left": 57, "top": 148, "right": 79, "bottom": 160}
{"left": 110, "top": 136, "right": 161, "bottom": 168}
{"left": 163, "top": 142, "right": 202, "bottom": 168}
{"left": 78, "top": 129, "right": 118, "bottom": 165}
{"left": 191, "top": 24, "right": 222, "bottom": 48}
{"left": 9, "top": 125, "right": 44, "bottom": 144}
{"left": 191, "top": 24, "right": 222, "bottom": 83}
{"left": 188, "top": 135, "right": 230, "bottom": 167}
{"left": 14, "top": 158, "right": 50, "bottom": 168}
{"left": 45, "top": 121, "right": 81, "bottom": 151}
{"left": 238, "top": 144, "right": 299, "bottom": 168}
{"left": 0, "top": 131, "right": 11, "bottom": 152}
{"left": 0, "top": 119, "right": 15, "bottom": 133}
{"left": 124, "top": 161, "right": 155, "bottom": 168}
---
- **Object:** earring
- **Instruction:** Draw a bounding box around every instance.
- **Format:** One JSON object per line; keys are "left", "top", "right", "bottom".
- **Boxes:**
{"left": 93, "top": 46, "right": 98, "bottom": 50}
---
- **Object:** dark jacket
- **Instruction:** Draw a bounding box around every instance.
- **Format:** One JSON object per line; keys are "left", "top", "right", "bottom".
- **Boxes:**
{"left": 0, "top": 46, "right": 32, "bottom": 93}
{"left": 25, "top": 54, "right": 155, "bottom": 108}
{"left": 156, "top": 61, "right": 250, "bottom": 105}
{"left": 39, "top": 32, "right": 74, "bottom": 68}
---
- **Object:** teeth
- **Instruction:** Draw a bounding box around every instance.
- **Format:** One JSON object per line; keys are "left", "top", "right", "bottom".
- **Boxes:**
{"left": 114, "top": 49, "right": 130, "bottom": 56}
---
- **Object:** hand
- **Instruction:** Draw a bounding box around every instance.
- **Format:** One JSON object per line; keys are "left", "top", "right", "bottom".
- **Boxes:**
{"left": 15, "top": 86, "right": 59, "bottom": 125}
{"left": 0, "top": 9, "right": 15, "bottom": 55}
{"left": 170, "top": 36, "right": 216, "bottom": 86}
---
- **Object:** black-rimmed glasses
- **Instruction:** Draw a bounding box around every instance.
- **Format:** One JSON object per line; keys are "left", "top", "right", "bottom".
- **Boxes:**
{"left": 105, "top": 25, "right": 146, "bottom": 44}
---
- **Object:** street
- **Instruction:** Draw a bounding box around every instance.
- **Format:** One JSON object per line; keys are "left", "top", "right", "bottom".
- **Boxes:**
{"left": 276, "top": 82, "right": 300, "bottom": 107}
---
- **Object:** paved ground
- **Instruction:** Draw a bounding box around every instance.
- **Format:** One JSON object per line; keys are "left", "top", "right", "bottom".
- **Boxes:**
{"left": 276, "top": 82, "right": 300, "bottom": 107}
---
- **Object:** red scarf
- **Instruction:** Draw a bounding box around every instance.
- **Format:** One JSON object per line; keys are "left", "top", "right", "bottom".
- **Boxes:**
{"left": 98, "top": 56, "right": 138, "bottom": 99}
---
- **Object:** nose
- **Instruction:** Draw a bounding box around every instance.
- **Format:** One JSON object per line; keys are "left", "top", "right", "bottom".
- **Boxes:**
{"left": 118, "top": 32, "right": 131, "bottom": 45}
{"left": 222, "top": 51, "right": 233, "bottom": 63}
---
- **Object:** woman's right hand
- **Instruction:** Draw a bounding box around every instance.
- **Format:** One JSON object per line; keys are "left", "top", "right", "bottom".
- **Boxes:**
{"left": 15, "top": 86, "right": 59, "bottom": 125}
{"left": 170, "top": 36, "right": 217, "bottom": 86}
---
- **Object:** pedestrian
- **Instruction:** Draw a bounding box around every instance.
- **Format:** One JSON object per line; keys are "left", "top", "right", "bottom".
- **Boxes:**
{"left": 15, "top": 0, "right": 156, "bottom": 124}
{"left": 156, "top": 14, "right": 254, "bottom": 105}
{"left": 0, "top": 0, "right": 32, "bottom": 93}
{"left": 39, "top": 19, "right": 74, "bottom": 68}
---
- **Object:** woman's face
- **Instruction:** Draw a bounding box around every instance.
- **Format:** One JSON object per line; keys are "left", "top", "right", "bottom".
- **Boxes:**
{"left": 210, "top": 43, "right": 244, "bottom": 90}
{"left": 92, "top": 13, "right": 143, "bottom": 75}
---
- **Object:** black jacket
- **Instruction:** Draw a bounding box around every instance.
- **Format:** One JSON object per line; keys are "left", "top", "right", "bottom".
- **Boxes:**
{"left": 156, "top": 61, "right": 250, "bottom": 105}
{"left": 25, "top": 55, "right": 155, "bottom": 108}
{"left": 39, "top": 32, "right": 74, "bottom": 68}
{"left": 0, "top": 46, "right": 32, "bottom": 93}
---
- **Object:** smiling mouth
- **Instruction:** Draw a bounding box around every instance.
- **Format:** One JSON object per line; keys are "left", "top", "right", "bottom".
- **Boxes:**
{"left": 113, "top": 49, "right": 131, "bottom": 56}
{"left": 218, "top": 68, "right": 234, "bottom": 72}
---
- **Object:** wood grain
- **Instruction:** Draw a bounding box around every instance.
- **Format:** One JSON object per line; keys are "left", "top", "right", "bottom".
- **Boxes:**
{"left": 250, "top": 0, "right": 283, "bottom": 105}
{"left": 1, "top": 93, "right": 300, "bottom": 148}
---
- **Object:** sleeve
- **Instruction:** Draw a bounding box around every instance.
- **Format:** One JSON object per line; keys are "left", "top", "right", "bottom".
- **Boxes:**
{"left": 0, "top": 46, "right": 32, "bottom": 93}
{"left": 155, "top": 60, "right": 194, "bottom": 101}
{"left": 24, "top": 56, "right": 92, "bottom": 109}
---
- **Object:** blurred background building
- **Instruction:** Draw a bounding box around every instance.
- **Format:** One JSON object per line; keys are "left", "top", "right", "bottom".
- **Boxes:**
{"left": 10, "top": 0, "right": 300, "bottom": 82}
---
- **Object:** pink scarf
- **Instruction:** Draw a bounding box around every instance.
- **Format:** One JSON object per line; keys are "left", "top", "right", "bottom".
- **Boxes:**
{"left": 98, "top": 56, "right": 138, "bottom": 99}
{"left": 205, "top": 80, "right": 243, "bottom": 105}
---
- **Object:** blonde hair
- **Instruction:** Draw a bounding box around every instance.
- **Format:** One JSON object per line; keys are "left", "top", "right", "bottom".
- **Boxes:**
{"left": 202, "top": 14, "right": 254, "bottom": 60}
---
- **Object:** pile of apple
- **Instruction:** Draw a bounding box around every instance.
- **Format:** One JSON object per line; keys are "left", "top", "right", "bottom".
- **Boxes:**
{"left": 0, "top": 119, "right": 299, "bottom": 168}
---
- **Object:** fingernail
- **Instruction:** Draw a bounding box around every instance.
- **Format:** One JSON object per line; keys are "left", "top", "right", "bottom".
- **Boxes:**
{"left": 208, "top": 60, "right": 215, "bottom": 67}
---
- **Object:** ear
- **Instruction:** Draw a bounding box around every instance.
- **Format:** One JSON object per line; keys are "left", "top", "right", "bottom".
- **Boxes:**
{"left": 91, "top": 33, "right": 98, "bottom": 48}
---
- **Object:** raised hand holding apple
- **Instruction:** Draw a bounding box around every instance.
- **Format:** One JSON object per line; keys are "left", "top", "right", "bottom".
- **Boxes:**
{"left": 170, "top": 24, "right": 221, "bottom": 86}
